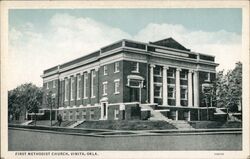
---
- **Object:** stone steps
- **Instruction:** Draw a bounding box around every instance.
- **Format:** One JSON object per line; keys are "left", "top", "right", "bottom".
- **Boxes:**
{"left": 140, "top": 104, "right": 194, "bottom": 130}
{"left": 67, "top": 120, "right": 85, "bottom": 128}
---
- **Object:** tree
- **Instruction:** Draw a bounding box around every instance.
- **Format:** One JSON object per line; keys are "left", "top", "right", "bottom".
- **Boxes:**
{"left": 8, "top": 83, "right": 43, "bottom": 121}
{"left": 215, "top": 62, "right": 242, "bottom": 112}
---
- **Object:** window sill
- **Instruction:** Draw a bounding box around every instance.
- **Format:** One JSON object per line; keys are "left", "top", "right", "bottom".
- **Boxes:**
{"left": 154, "top": 75, "right": 162, "bottom": 77}
{"left": 154, "top": 96, "right": 162, "bottom": 99}
{"left": 103, "top": 94, "right": 107, "bottom": 96}
{"left": 114, "top": 92, "right": 120, "bottom": 95}
{"left": 83, "top": 97, "right": 88, "bottom": 100}
{"left": 114, "top": 71, "right": 120, "bottom": 73}
{"left": 131, "top": 71, "right": 139, "bottom": 73}
{"left": 91, "top": 96, "right": 96, "bottom": 99}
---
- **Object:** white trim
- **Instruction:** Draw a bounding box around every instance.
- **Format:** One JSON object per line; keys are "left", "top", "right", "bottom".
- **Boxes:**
{"left": 70, "top": 77, "right": 74, "bottom": 101}
{"left": 131, "top": 62, "right": 139, "bottom": 73}
{"left": 64, "top": 78, "right": 68, "bottom": 102}
{"left": 91, "top": 70, "right": 96, "bottom": 98}
{"left": 76, "top": 74, "right": 81, "bottom": 100}
{"left": 102, "top": 81, "right": 108, "bottom": 96}
{"left": 154, "top": 85, "right": 162, "bottom": 98}
{"left": 103, "top": 65, "right": 108, "bottom": 75}
{"left": 114, "top": 62, "right": 120, "bottom": 73}
{"left": 52, "top": 80, "right": 56, "bottom": 88}
{"left": 83, "top": 72, "right": 88, "bottom": 99}
{"left": 114, "top": 79, "right": 120, "bottom": 94}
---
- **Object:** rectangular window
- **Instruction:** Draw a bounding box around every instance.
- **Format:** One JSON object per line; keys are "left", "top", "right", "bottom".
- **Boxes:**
{"left": 103, "top": 82, "right": 108, "bottom": 96}
{"left": 154, "top": 85, "right": 162, "bottom": 98}
{"left": 69, "top": 111, "right": 73, "bottom": 120}
{"left": 168, "top": 86, "right": 175, "bottom": 99}
{"left": 167, "top": 69, "right": 175, "bottom": 78}
{"left": 91, "top": 70, "right": 96, "bottom": 98}
{"left": 154, "top": 66, "right": 162, "bottom": 76}
{"left": 53, "top": 80, "right": 56, "bottom": 88}
{"left": 70, "top": 77, "right": 74, "bottom": 101}
{"left": 104, "top": 65, "right": 108, "bottom": 75}
{"left": 82, "top": 110, "right": 86, "bottom": 120}
{"left": 83, "top": 72, "right": 88, "bottom": 99}
{"left": 76, "top": 111, "right": 80, "bottom": 120}
{"left": 131, "top": 62, "right": 139, "bottom": 73}
{"left": 114, "top": 62, "right": 120, "bottom": 73}
{"left": 180, "top": 71, "right": 187, "bottom": 80}
{"left": 90, "top": 110, "right": 94, "bottom": 120}
{"left": 114, "top": 79, "right": 120, "bottom": 94}
{"left": 46, "top": 82, "right": 49, "bottom": 89}
{"left": 114, "top": 109, "right": 119, "bottom": 120}
{"left": 181, "top": 87, "right": 187, "bottom": 100}
{"left": 65, "top": 79, "right": 68, "bottom": 101}
{"left": 77, "top": 75, "right": 81, "bottom": 99}
{"left": 63, "top": 111, "right": 67, "bottom": 120}
{"left": 204, "top": 72, "right": 210, "bottom": 82}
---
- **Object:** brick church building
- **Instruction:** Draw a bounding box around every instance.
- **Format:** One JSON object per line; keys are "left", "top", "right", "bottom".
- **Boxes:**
{"left": 41, "top": 37, "right": 218, "bottom": 121}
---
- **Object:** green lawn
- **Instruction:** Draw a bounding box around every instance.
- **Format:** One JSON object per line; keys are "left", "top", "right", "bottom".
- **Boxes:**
{"left": 76, "top": 120, "right": 177, "bottom": 130}
{"left": 189, "top": 121, "right": 242, "bottom": 129}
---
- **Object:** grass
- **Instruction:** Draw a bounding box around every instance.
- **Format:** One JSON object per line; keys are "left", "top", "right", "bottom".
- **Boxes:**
{"left": 189, "top": 121, "right": 242, "bottom": 129}
{"left": 76, "top": 120, "right": 177, "bottom": 130}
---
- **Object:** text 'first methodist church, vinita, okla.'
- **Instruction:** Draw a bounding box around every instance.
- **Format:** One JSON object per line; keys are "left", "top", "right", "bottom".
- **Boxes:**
{"left": 38, "top": 37, "right": 220, "bottom": 122}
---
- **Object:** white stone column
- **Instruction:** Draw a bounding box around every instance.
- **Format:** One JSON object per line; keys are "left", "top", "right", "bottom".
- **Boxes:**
{"left": 193, "top": 70, "right": 199, "bottom": 107}
{"left": 188, "top": 70, "right": 193, "bottom": 107}
{"left": 175, "top": 68, "right": 181, "bottom": 106}
{"left": 150, "top": 64, "right": 155, "bottom": 104}
{"left": 162, "top": 66, "right": 168, "bottom": 106}
{"left": 188, "top": 110, "right": 191, "bottom": 121}
{"left": 176, "top": 110, "right": 178, "bottom": 121}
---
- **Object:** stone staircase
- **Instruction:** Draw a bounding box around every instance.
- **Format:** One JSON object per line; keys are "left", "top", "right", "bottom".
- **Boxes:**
{"left": 168, "top": 120, "right": 194, "bottom": 130}
{"left": 140, "top": 104, "right": 194, "bottom": 130}
{"left": 67, "top": 120, "right": 85, "bottom": 128}
{"left": 21, "top": 120, "right": 33, "bottom": 125}
{"left": 140, "top": 104, "right": 172, "bottom": 122}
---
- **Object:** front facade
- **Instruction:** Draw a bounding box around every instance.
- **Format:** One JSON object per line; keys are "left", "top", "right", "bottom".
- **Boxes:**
{"left": 41, "top": 37, "right": 218, "bottom": 121}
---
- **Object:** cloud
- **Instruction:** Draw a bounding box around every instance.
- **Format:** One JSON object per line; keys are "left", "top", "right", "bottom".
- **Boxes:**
{"left": 8, "top": 13, "right": 242, "bottom": 90}
{"left": 134, "top": 23, "right": 242, "bottom": 71}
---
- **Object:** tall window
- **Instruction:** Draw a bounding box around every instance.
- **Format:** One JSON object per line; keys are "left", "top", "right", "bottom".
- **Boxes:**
{"left": 70, "top": 77, "right": 74, "bottom": 101}
{"left": 168, "top": 86, "right": 175, "bottom": 99}
{"left": 167, "top": 69, "right": 175, "bottom": 78}
{"left": 154, "top": 66, "right": 162, "bottom": 76}
{"left": 181, "top": 87, "right": 187, "bottom": 100}
{"left": 131, "top": 62, "right": 139, "bottom": 73}
{"left": 46, "top": 82, "right": 49, "bottom": 89}
{"left": 114, "top": 109, "right": 119, "bottom": 120}
{"left": 77, "top": 75, "right": 81, "bottom": 99}
{"left": 103, "top": 81, "right": 108, "bottom": 96}
{"left": 53, "top": 80, "right": 56, "bottom": 88}
{"left": 114, "top": 62, "right": 120, "bottom": 73}
{"left": 180, "top": 71, "right": 187, "bottom": 80}
{"left": 83, "top": 72, "right": 88, "bottom": 99}
{"left": 91, "top": 70, "right": 96, "bottom": 98}
{"left": 114, "top": 79, "right": 120, "bottom": 94}
{"left": 104, "top": 65, "right": 108, "bottom": 75}
{"left": 65, "top": 79, "right": 68, "bottom": 101}
{"left": 204, "top": 72, "right": 210, "bottom": 82}
{"left": 154, "top": 85, "right": 162, "bottom": 98}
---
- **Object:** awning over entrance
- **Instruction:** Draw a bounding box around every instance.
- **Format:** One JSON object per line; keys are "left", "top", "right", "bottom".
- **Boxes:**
{"left": 127, "top": 75, "right": 144, "bottom": 80}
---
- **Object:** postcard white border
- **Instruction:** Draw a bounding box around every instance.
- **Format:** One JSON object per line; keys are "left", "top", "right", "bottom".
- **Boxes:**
{"left": 1, "top": 1, "right": 249, "bottom": 159}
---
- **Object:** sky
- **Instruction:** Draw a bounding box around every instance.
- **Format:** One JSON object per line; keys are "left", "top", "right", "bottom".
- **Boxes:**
{"left": 8, "top": 9, "right": 242, "bottom": 90}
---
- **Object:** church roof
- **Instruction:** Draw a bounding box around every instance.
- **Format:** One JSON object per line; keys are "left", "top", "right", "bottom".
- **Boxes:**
{"left": 149, "top": 37, "right": 190, "bottom": 51}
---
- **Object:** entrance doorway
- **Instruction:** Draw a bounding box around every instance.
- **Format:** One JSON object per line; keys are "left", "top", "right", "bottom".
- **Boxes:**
{"left": 101, "top": 102, "right": 108, "bottom": 120}
{"left": 130, "top": 88, "right": 139, "bottom": 102}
